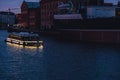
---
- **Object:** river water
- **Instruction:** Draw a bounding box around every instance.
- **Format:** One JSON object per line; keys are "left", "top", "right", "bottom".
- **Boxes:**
{"left": 0, "top": 30, "right": 120, "bottom": 80}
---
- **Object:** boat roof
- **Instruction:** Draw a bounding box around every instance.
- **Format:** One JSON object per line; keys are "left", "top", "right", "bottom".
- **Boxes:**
{"left": 10, "top": 32, "right": 39, "bottom": 37}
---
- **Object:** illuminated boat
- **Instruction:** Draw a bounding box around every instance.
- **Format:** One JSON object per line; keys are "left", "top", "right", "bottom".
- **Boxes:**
{"left": 5, "top": 32, "right": 43, "bottom": 47}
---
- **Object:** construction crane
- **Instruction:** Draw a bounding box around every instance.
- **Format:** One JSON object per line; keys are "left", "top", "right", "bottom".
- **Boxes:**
{"left": 7, "top": 8, "right": 20, "bottom": 13}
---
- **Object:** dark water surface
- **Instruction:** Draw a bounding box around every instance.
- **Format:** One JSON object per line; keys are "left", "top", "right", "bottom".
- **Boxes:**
{"left": 0, "top": 30, "right": 120, "bottom": 80}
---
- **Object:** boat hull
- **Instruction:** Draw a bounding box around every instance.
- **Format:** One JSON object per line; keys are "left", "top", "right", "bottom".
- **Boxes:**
{"left": 5, "top": 38, "right": 43, "bottom": 47}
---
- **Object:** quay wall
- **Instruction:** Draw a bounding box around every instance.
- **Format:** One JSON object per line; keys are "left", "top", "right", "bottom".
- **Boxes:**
{"left": 59, "top": 29, "right": 120, "bottom": 43}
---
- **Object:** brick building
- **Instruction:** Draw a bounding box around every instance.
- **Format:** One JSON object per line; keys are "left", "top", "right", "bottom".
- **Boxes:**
{"left": 21, "top": 1, "right": 40, "bottom": 30}
{"left": 40, "top": 0, "right": 104, "bottom": 30}
{"left": 15, "top": 14, "right": 22, "bottom": 26}
{"left": 40, "top": 0, "right": 68, "bottom": 30}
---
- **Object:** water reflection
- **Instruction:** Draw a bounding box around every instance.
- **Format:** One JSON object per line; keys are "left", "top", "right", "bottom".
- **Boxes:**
{"left": 1, "top": 30, "right": 120, "bottom": 80}
{"left": 95, "top": 50, "right": 120, "bottom": 80}
{"left": 2, "top": 42, "right": 45, "bottom": 80}
{"left": 6, "top": 42, "right": 44, "bottom": 56}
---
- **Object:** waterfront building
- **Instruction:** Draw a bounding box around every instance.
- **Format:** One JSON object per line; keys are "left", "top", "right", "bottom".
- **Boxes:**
{"left": 0, "top": 11, "right": 15, "bottom": 29}
{"left": 115, "top": 7, "right": 120, "bottom": 17}
{"left": 15, "top": 14, "right": 23, "bottom": 27}
{"left": 53, "top": 0, "right": 120, "bottom": 30}
{"left": 87, "top": 6, "right": 117, "bottom": 18}
{"left": 118, "top": 1, "right": 120, "bottom": 7}
{"left": 87, "top": 0, "right": 104, "bottom": 6}
{"left": 40, "top": 0, "right": 105, "bottom": 30}
{"left": 21, "top": 1, "right": 40, "bottom": 31}
{"left": 103, "top": 3, "right": 113, "bottom": 6}
{"left": 40, "top": 0, "right": 67, "bottom": 30}
{"left": 116, "top": 1, "right": 120, "bottom": 17}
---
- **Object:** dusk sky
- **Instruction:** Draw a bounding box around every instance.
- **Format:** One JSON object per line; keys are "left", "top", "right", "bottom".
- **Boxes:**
{"left": 0, "top": 0, "right": 119, "bottom": 13}
{"left": 0, "top": 0, "right": 40, "bottom": 13}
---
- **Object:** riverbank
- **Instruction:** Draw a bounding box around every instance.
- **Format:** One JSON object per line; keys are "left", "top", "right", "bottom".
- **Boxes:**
{"left": 57, "top": 29, "right": 120, "bottom": 44}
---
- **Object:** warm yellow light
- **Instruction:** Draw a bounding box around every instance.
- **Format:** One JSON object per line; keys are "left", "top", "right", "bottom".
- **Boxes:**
{"left": 6, "top": 42, "right": 23, "bottom": 48}
{"left": 7, "top": 42, "right": 44, "bottom": 49}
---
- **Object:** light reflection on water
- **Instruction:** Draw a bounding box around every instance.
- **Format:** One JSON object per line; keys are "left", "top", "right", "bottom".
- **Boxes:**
{"left": 6, "top": 42, "right": 44, "bottom": 55}
{"left": 1, "top": 42, "right": 45, "bottom": 80}
{"left": 0, "top": 30, "right": 120, "bottom": 80}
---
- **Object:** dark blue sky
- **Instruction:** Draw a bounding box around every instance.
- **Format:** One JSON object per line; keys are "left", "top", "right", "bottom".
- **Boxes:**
{"left": 0, "top": 0, "right": 39, "bottom": 13}
{"left": 0, "top": 0, "right": 119, "bottom": 14}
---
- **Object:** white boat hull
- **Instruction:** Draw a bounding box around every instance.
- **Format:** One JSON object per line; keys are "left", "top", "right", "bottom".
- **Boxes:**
{"left": 5, "top": 38, "right": 43, "bottom": 47}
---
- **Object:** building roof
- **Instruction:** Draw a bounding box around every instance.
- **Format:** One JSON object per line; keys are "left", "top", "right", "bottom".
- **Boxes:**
{"left": 0, "top": 11, "right": 15, "bottom": 15}
{"left": 26, "top": 2, "right": 40, "bottom": 8}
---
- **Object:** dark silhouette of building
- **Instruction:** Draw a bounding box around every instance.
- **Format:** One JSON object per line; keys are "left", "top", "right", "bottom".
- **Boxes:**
{"left": 40, "top": 0, "right": 105, "bottom": 30}
{"left": 40, "top": 0, "right": 68, "bottom": 30}
{"left": 21, "top": 0, "right": 40, "bottom": 30}
{"left": 87, "top": 0, "right": 104, "bottom": 6}
{"left": 0, "top": 11, "right": 15, "bottom": 29}
{"left": 16, "top": 14, "right": 22, "bottom": 24}
{"left": 118, "top": 1, "right": 120, "bottom": 7}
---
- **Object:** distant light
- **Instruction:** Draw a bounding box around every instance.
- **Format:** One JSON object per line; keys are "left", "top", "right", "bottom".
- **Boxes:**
{"left": 8, "top": 24, "right": 9, "bottom": 27}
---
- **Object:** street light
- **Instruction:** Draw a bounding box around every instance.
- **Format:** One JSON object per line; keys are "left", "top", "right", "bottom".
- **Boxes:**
{"left": 7, "top": 8, "right": 10, "bottom": 28}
